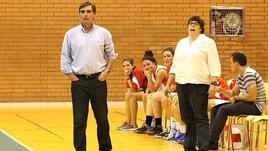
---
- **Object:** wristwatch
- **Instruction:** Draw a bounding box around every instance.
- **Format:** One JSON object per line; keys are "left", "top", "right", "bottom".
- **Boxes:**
{"left": 210, "top": 80, "right": 218, "bottom": 86}
{"left": 105, "top": 69, "right": 110, "bottom": 73}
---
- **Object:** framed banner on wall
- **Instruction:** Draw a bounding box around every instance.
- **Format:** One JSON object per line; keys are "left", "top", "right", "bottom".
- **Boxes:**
{"left": 210, "top": 6, "right": 244, "bottom": 37}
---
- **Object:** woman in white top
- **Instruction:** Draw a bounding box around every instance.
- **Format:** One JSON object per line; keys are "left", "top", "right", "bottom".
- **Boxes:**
{"left": 165, "top": 16, "right": 221, "bottom": 151}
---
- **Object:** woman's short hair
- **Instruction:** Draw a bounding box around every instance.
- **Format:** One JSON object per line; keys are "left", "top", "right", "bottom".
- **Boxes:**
{"left": 188, "top": 16, "right": 205, "bottom": 34}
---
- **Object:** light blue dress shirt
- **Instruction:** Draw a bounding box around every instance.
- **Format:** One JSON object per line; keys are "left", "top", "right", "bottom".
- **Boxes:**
{"left": 61, "top": 24, "right": 116, "bottom": 75}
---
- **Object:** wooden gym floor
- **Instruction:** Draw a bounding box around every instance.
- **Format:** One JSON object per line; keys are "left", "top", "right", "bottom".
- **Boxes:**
{"left": 0, "top": 102, "right": 266, "bottom": 151}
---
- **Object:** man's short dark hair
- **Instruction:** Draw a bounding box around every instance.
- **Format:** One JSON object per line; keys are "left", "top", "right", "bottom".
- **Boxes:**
{"left": 188, "top": 16, "right": 205, "bottom": 34}
{"left": 79, "top": 1, "right": 96, "bottom": 14}
{"left": 231, "top": 52, "right": 247, "bottom": 66}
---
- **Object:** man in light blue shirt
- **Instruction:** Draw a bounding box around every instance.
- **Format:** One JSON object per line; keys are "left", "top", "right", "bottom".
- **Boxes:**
{"left": 60, "top": 1, "right": 116, "bottom": 151}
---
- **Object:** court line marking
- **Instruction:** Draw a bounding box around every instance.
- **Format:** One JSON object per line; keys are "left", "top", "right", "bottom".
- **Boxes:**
{"left": 15, "top": 114, "right": 64, "bottom": 140}
{"left": 0, "top": 129, "right": 33, "bottom": 151}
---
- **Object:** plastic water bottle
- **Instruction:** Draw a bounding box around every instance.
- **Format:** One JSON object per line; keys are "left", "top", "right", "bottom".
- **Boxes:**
{"left": 231, "top": 125, "right": 243, "bottom": 151}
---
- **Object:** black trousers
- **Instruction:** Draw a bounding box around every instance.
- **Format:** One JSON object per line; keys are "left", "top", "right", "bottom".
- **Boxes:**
{"left": 71, "top": 76, "right": 112, "bottom": 151}
{"left": 209, "top": 101, "right": 262, "bottom": 143}
{"left": 177, "top": 84, "right": 210, "bottom": 151}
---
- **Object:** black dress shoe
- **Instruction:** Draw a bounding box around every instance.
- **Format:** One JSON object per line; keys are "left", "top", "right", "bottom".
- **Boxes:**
{"left": 208, "top": 141, "right": 218, "bottom": 150}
